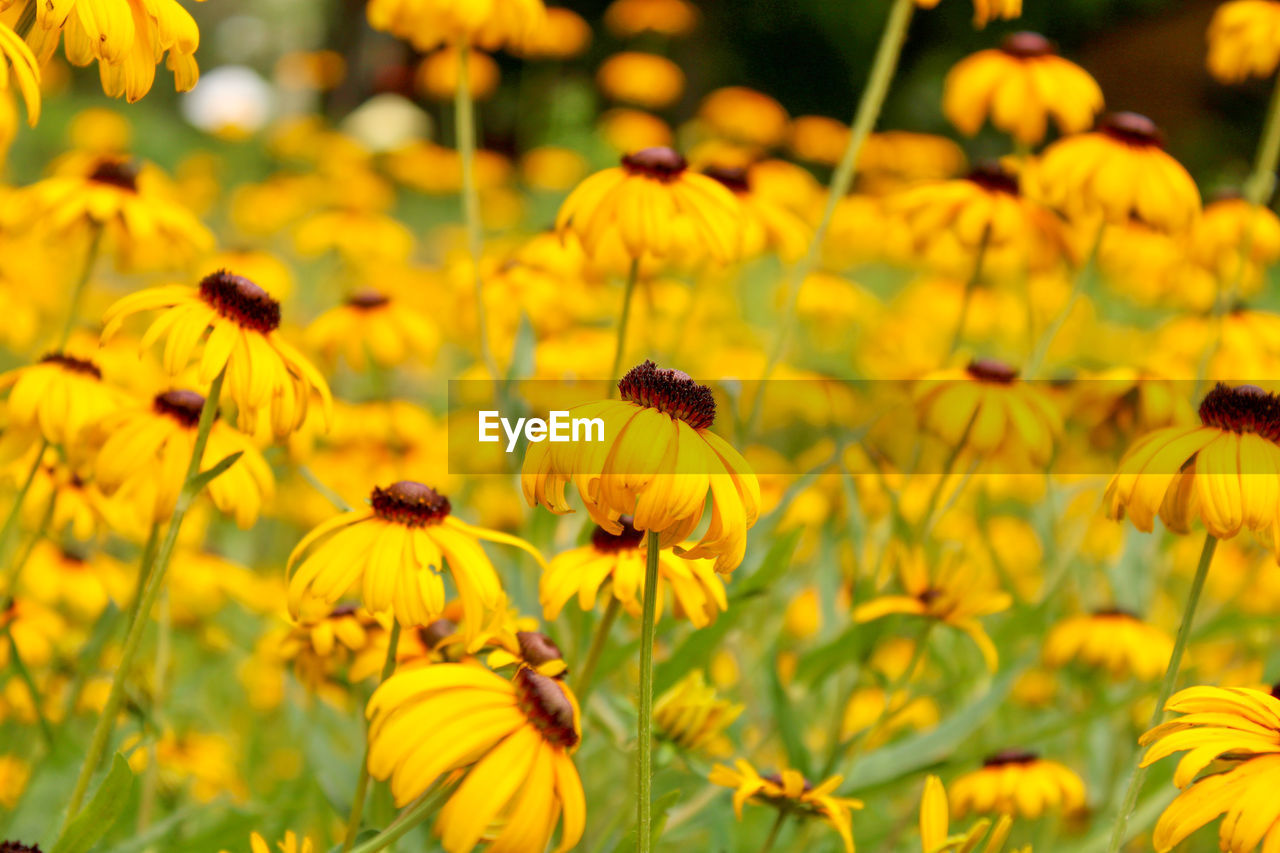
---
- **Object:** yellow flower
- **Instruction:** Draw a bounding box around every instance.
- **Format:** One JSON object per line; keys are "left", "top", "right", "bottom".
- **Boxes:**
{"left": 19, "top": 542, "right": 125, "bottom": 622}
{"left": 366, "top": 0, "right": 546, "bottom": 52}
{"left": 1191, "top": 196, "right": 1280, "bottom": 294}
{"left": 919, "top": 775, "right": 1022, "bottom": 853}
{"left": 556, "top": 148, "right": 742, "bottom": 262}
{"left": 25, "top": 456, "right": 115, "bottom": 542}
{"left": 701, "top": 164, "right": 811, "bottom": 261}
{"left": 417, "top": 45, "right": 500, "bottom": 100}
{"left": 709, "top": 759, "right": 863, "bottom": 853}
{"left": 841, "top": 686, "right": 939, "bottom": 745}
{"left": 96, "top": 389, "right": 274, "bottom": 528}
{"left": 596, "top": 51, "right": 684, "bottom": 109}
{"left": 653, "top": 670, "right": 742, "bottom": 756}
{"left": 223, "top": 830, "right": 315, "bottom": 853}
{"left": 915, "top": 0, "right": 1021, "bottom": 28}
{"left": 857, "top": 131, "right": 968, "bottom": 195}
{"left": 1105, "top": 383, "right": 1280, "bottom": 546}
{"left": 1029, "top": 112, "right": 1201, "bottom": 233}
{"left": 101, "top": 270, "right": 332, "bottom": 437}
{"left": 697, "top": 86, "right": 790, "bottom": 149}
{"left": 1043, "top": 609, "right": 1174, "bottom": 681}
{"left": 520, "top": 146, "right": 589, "bottom": 192}
{"left": 603, "top": 0, "right": 699, "bottom": 37}
{"left": 514, "top": 6, "right": 591, "bottom": 59}
{"left": 541, "top": 518, "right": 727, "bottom": 628}
{"left": 0, "top": 352, "right": 122, "bottom": 448}
{"left": 366, "top": 663, "right": 585, "bottom": 853}
{"left": 597, "top": 107, "right": 673, "bottom": 154}
{"left": 943, "top": 32, "right": 1103, "bottom": 146}
{"left": 949, "top": 751, "right": 1086, "bottom": 818}
{"left": 523, "top": 361, "right": 760, "bottom": 572}
{"left": 287, "top": 481, "right": 545, "bottom": 635}
{"left": 1208, "top": 0, "right": 1280, "bottom": 82}
{"left": 0, "top": 20, "right": 40, "bottom": 126}
{"left": 0, "top": 754, "right": 30, "bottom": 809}
{"left": 126, "top": 729, "right": 246, "bottom": 803}
{"left": 306, "top": 290, "right": 439, "bottom": 371}
{"left": 853, "top": 544, "right": 1011, "bottom": 671}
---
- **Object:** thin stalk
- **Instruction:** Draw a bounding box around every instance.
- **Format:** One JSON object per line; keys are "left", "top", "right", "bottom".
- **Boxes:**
{"left": 59, "top": 366, "right": 226, "bottom": 832}
{"left": 124, "top": 522, "right": 162, "bottom": 632}
{"left": 1105, "top": 533, "right": 1217, "bottom": 853}
{"left": 1024, "top": 222, "right": 1105, "bottom": 379}
{"left": 58, "top": 223, "right": 104, "bottom": 350}
{"left": 759, "top": 810, "right": 789, "bottom": 853}
{"left": 917, "top": 408, "right": 979, "bottom": 536}
{"left": 348, "top": 786, "right": 451, "bottom": 853}
{"left": 610, "top": 258, "right": 642, "bottom": 389}
{"left": 636, "top": 530, "right": 661, "bottom": 853}
{"left": 0, "top": 439, "right": 49, "bottom": 568}
{"left": 746, "top": 0, "right": 915, "bottom": 434}
{"left": 455, "top": 40, "right": 501, "bottom": 385}
{"left": 948, "top": 227, "right": 992, "bottom": 357}
{"left": 137, "top": 591, "right": 171, "bottom": 836}
{"left": 342, "top": 621, "right": 402, "bottom": 852}
{"left": 573, "top": 597, "right": 621, "bottom": 705}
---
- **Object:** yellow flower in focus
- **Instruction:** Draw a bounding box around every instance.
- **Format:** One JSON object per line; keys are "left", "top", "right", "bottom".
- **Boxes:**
{"left": 1139, "top": 686, "right": 1280, "bottom": 851}
{"left": 223, "top": 830, "right": 314, "bottom": 853}
{"left": 524, "top": 361, "right": 760, "bottom": 572}
{"left": 366, "top": 663, "right": 585, "bottom": 852}
{"left": 919, "top": 775, "right": 1022, "bottom": 853}
{"left": 101, "top": 270, "right": 332, "bottom": 437}
{"left": 603, "top": 0, "right": 699, "bottom": 37}
{"left": 306, "top": 290, "right": 439, "bottom": 371}
{"left": 701, "top": 164, "right": 811, "bottom": 261}
{"left": 697, "top": 86, "right": 790, "bottom": 149}
{"left": 950, "top": 751, "right": 1086, "bottom": 818}
{"left": 596, "top": 51, "right": 685, "bottom": 109}
{"left": 1208, "top": 0, "right": 1280, "bottom": 82}
{"left": 416, "top": 46, "right": 500, "bottom": 101}
{"left": 709, "top": 759, "right": 863, "bottom": 853}
{"left": 288, "top": 481, "right": 545, "bottom": 634}
{"left": 943, "top": 32, "right": 1103, "bottom": 146}
{"left": 365, "top": 0, "right": 546, "bottom": 52}
{"left": 654, "top": 669, "right": 742, "bottom": 756}
{"left": 1043, "top": 609, "right": 1173, "bottom": 681}
{"left": 915, "top": 0, "right": 1021, "bottom": 28}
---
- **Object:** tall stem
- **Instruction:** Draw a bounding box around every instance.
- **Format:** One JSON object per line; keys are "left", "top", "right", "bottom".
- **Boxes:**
{"left": 342, "top": 621, "right": 402, "bottom": 852}
{"left": 59, "top": 366, "right": 226, "bottom": 832}
{"left": 574, "top": 597, "right": 620, "bottom": 705}
{"left": 636, "top": 530, "right": 661, "bottom": 853}
{"left": 58, "top": 223, "right": 103, "bottom": 351}
{"left": 0, "top": 439, "right": 48, "bottom": 568}
{"left": 347, "top": 786, "right": 450, "bottom": 853}
{"left": 1105, "top": 533, "right": 1217, "bottom": 853}
{"left": 758, "top": 810, "right": 788, "bottom": 853}
{"left": 948, "top": 227, "right": 991, "bottom": 358}
{"left": 455, "top": 41, "right": 500, "bottom": 385}
{"left": 746, "top": 0, "right": 915, "bottom": 432}
{"left": 610, "top": 258, "right": 642, "bottom": 390}
{"left": 1024, "top": 222, "right": 1105, "bottom": 379}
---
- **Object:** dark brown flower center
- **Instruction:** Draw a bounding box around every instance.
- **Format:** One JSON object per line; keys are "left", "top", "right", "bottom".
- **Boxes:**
{"left": 1099, "top": 112, "right": 1164, "bottom": 149}
{"left": 346, "top": 290, "right": 391, "bottom": 310}
{"left": 762, "top": 772, "right": 814, "bottom": 793}
{"left": 621, "top": 147, "right": 688, "bottom": 182}
{"left": 702, "top": 164, "right": 750, "bottom": 194}
{"left": 370, "top": 481, "right": 451, "bottom": 527}
{"left": 967, "top": 162, "right": 1020, "bottom": 196}
{"left": 1093, "top": 607, "right": 1138, "bottom": 619}
{"left": 152, "top": 389, "right": 206, "bottom": 428}
{"left": 517, "top": 631, "right": 565, "bottom": 669}
{"left": 965, "top": 358, "right": 1018, "bottom": 384}
{"left": 1198, "top": 383, "right": 1280, "bottom": 436}
{"left": 0, "top": 842, "right": 42, "bottom": 853}
{"left": 591, "top": 516, "right": 646, "bottom": 553}
{"left": 619, "top": 360, "right": 716, "bottom": 430}
{"left": 39, "top": 352, "right": 102, "bottom": 379}
{"left": 515, "top": 666, "right": 579, "bottom": 749}
{"left": 1001, "top": 31, "right": 1055, "bottom": 58}
{"left": 418, "top": 618, "right": 458, "bottom": 650}
{"left": 198, "top": 270, "right": 281, "bottom": 334}
{"left": 329, "top": 604, "right": 360, "bottom": 618}
{"left": 983, "top": 749, "right": 1038, "bottom": 767}
{"left": 88, "top": 159, "right": 139, "bottom": 192}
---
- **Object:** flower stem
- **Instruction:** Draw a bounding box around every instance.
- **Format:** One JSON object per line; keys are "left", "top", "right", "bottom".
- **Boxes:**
{"left": 347, "top": 786, "right": 450, "bottom": 853}
{"left": 574, "top": 597, "right": 621, "bottom": 705}
{"left": 636, "top": 530, "right": 661, "bottom": 853}
{"left": 1105, "top": 533, "right": 1217, "bottom": 853}
{"left": 1024, "top": 222, "right": 1105, "bottom": 379}
{"left": 746, "top": 0, "right": 915, "bottom": 433}
{"left": 58, "top": 366, "right": 226, "bottom": 834}
{"left": 611, "top": 258, "right": 642, "bottom": 389}
{"left": 58, "top": 223, "right": 103, "bottom": 351}
{"left": 0, "top": 438, "right": 49, "bottom": 570}
{"left": 759, "top": 810, "right": 789, "bottom": 853}
{"left": 455, "top": 40, "right": 501, "bottom": 386}
{"left": 342, "top": 621, "right": 402, "bottom": 852}
{"left": 948, "top": 226, "right": 991, "bottom": 358}
{"left": 124, "top": 521, "right": 162, "bottom": 632}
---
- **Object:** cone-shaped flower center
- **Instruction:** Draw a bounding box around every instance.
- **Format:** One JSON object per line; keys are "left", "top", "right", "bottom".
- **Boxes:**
{"left": 346, "top": 290, "right": 390, "bottom": 310}
{"left": 1001, "top": 31, "right": 1055, "bottom": 58}
{"left": 370, "top": 481, "right": 451, "bottom": 527}
{"left": 515, "top": 667, "right": 579, "bottom": 749}
{"left": 0, "top": 841, "right": 42, "bottom": 853}
{"left": 965, "top": 357, "right": 1018, "bottom": 385}
{"left": 762, "top": 772, "right": 814, "bottom": 793}
{"left": 39, "top": 352, "right": 102, "bottom": 379}
{"left": 983, "top": 749, "right": 1038, "bottom": 766}
{"left": 88, "top": 159, "right": 139, "bottom": 192}
{"left": 1099, "top": 112, "right": 1164, "bottom": 149}
{"left": 619, "top": 360, "right": 716, "bottom": 430}
{"left": 517, "top": 631, "right": 565, "bottom": 668}
{"left": 967, "top": 162, "right": 1020, "bottom": 196}
{"left": 198, "top": 270, "right": 281, "bottom": 334}
{"left": 1198, "top": 383, "right": 1280, "bottom": 435}
{"left": 621, "top": 147, "right": 688, "bottom": 182}
{"left": 591, "top": 516, "right": 646, "bottom": 553}
{"left": 703, "top": 164, "right": 750, "bottom": 194}
{"left": 153, "top": 389, "right": 206, "bottom": 428}
{"left": 1093, "top": 607, "right": 1138, "bottom": 619}
{"left": 419, "top": 617, "right": 458, "bottom": 650}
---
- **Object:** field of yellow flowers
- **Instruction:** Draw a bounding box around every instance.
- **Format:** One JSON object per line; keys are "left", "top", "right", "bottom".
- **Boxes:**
{"left": 4, "top": 0, "right": 1280, "bottom": 851}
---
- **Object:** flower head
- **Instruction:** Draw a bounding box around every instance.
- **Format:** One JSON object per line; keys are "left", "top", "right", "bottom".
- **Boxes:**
{"left": 1043, "top": 609, "right": 1173, "bottom": 681}
{"left": 366, "top": 0, "right": 546, "bottom": 52}
{"left": 1208, "top": 0, "right": 1280, "bottom": 83}
{"left": 950, "top": 751, "right": 1086, "bottom": 818}
{"left": 919, "top": 775, "right": 1024, "bottom": 853}
{"left": 306, "top": 289, "right": 439, "bottom": 371}
{"left": 654, "top": 670, "right": 742, "bottom": 756}
{"left": 702, "top": 164, "right": 811, "bottom": 261}
{"left": 914, "top": 0, "right": 1021, "bottom": 29}
{"left": 0, "top": 352, "right": 122, "bottom": 448}
{"left": 709, "top": 759, "right": 863, "bottom": 853}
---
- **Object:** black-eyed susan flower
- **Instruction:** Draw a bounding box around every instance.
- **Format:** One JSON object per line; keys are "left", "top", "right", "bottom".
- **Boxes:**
{"left": 1030, "top": 112, "right": 1202, "bottom": 233}
{"left": 366, "top": 662, "right": 584, "bottom": 852}
{"left": 702, "top": 164, "right": 811, "bottom": 261}
{"left": 125, "top": 728, "right": 247, "bottom": 803}
{"left": 25, "top": 457, "right": 114, "bottom": 542}
{"left": 915, "top": 0, "right": 1021, "bottom": 29}
{"left": 1208, "top": 0, "right": 1280, "bottom": 83}
{"left": 365, "top": 0, "right": 545, "bottom": 52}
{"left": 556, "top": 149, "right": 741, "bottom": 263}
{"left": 19, "top": 543, "right": 125, "bottom": 622}
{"left": 603, "top": 0, "right": 699, "bottom": 37}
{"left": 416, "top": 46, "right": 500, "bottom": 101}
{"left": 101, "top": 270, "right": 332, "bottom": 437}
{"left": 287, "top": 481, "right": 545, "bottom": 635}
{"left": 523, "top": 361, "right": 760, "bottom": 573}
{"left": 841, "top": 685, "right": 939, "bottom": 747}
{"left": 305, "top": 290, "right": 439, "bottom": 371}
{"left": 857, "top": 131, "right": 969, "bottom": 195}
{"left": 597, "top": 108, "right": 674, "bottom": 154}
{"left": 596, "top": 51, "right": 684, "bottom": 109}
{"left": 1192, "top": 195, "right": 1280, "bottom": 296}
{"left": 1043, "top": 610, "right": 1174, "bottom": 681}
{"left": 709, "top": 760, "right": 863, "bottom": 853}
{"left": 515, "top": 6, "right": 591, "bottom": 58}
{"left": 653, "top": 669, "right": 742, "bottom": 756}
{"left": 919, "top": 775, "right": 1022, "bottom": 853}
{"left": 697, "top": 87, "right": 790, "bottom": 149}
{"left": 220, "top": 830, "right": 315, "bottom": 853}
{"left": 853, "top": 544, "right": 1011, "bottom": 671}
{"left": 950, "top": 751, "right": 1086, "bottom": 819}
{"left": 1105, "top": 383, "right": 1280, "bottom": 546}
{"left": 943, "top": 33, "right": 1103, "bottom": 147}
{"left": 1140, "top": 685, "right": 1280, "bottom": 851}
{"left": 0, "top": 21, "right": 40, "bottom": 128}
{"left": 541, "top": 518, "right": 727, "bottom": 627}
{"left": 95, "top": 389, "right": 274, "bottom": 529}
{"left": 0, "top": 352, "right": 121, "bottom": 448}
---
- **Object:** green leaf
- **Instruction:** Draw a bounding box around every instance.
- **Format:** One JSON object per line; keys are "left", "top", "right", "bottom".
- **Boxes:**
{"left": 186, "top": 451, "right": 244, "bottom": 495}
{"left": 51, "top": 752, "right": 135, "bottom": 853}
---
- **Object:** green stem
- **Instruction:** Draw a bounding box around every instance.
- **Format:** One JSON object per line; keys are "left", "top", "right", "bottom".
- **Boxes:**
{"left": 123, "top": 522, "right": 162, "bottom": 632}
{"left": 610, "top": 258, "right": 642, "bottom": 389}
{"left": 342, "top": 621, "right": 402, "bottom": 852}
{"left": 137, "top": 591, "right": 170, "bottom": 836}
{"left": 455, "top": 41, "right": 501, "bottom": 385}
{"left": 58, "top": 223, "right": 103, "bottom": 351}
{"left": 759, "top": 810, "right": 789, "bottom": 853}
{"left": 0, "top": 439, "right": 48, "bottom": 570}
{"left": 1024, "top": 222, "right": 1105, "bottom": 379}
{"left": 745, "top": 0, "right": 915, "bottom": 433}
{"left": 636, "top": 530, "right": 661, "bottom": 853}
{"left": 58, "top": 366, "right": 226, "bottom": 834}
{"left": 948, "top": 226, "right": 991, "bottom": 358}
{"left": 1105, "top": 533, "right": 1217, "bottom": 853}
{"left": 348, "top": 786, "right": 450, "bottom": 853}
{"left": 573, "top": 597, "right": 621, "bottom": 705}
